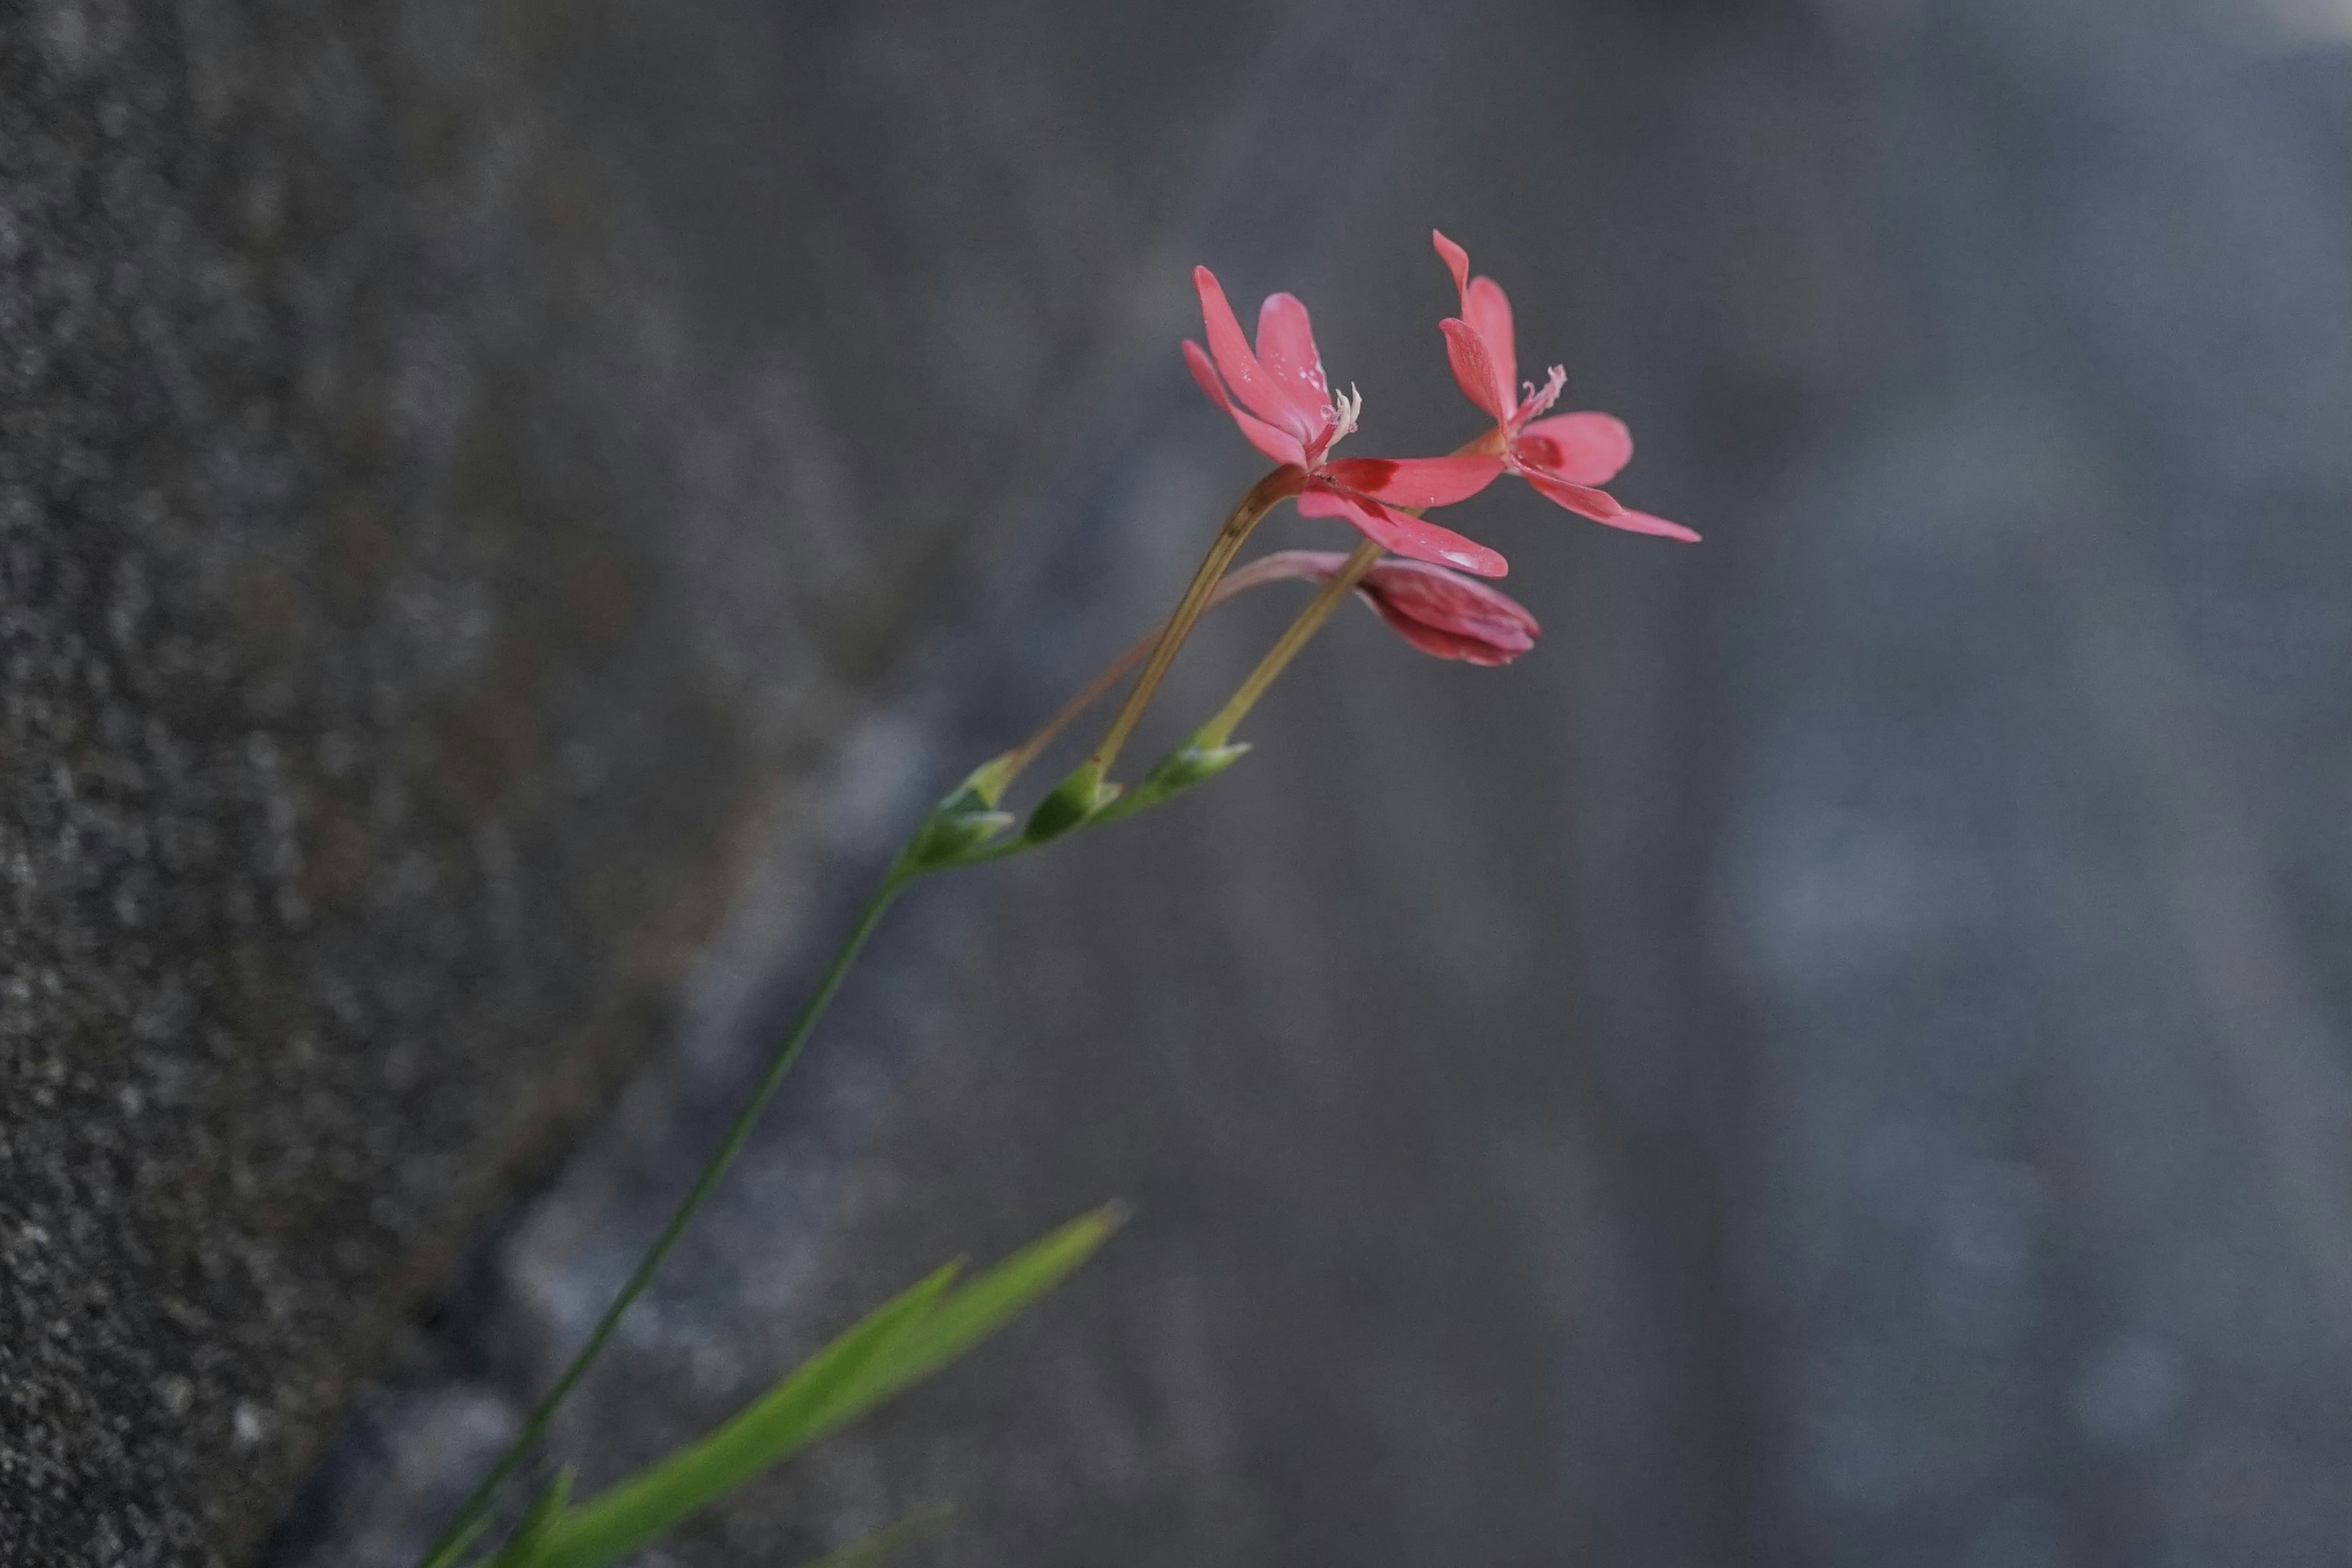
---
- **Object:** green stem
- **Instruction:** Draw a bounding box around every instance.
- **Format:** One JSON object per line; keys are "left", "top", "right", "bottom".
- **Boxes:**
{"left": 1085, "top": 467, "right": 1292, "bottom": 776}
{"left": 414, "top": 872, "right": 913, "bottom": 1568}
{"left": 1193, "top": 535, "right": 1382, "bottom": 747}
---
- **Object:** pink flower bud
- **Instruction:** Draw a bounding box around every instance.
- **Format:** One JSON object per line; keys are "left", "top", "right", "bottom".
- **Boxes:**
{"left": 1215, "top": 550, "right": 1540, "bottom": 666}
{"left": 1355, "top": 556, "right": 1540, "bottom": 665}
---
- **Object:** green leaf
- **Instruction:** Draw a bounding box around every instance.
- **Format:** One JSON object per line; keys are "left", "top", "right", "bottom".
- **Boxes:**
{"left": 512, "top": 1206, "right": 1121, "bottom": 1568}
{"left": 785, "top": 1500, "right": 956, "bottom": 1568}
{"left": 416, "top": 1510, "right": 492, "bottom": 1568}
{"left": 831, "top": 1205, "right": 1125, "bottom": 1412}
{"left": 519, "top": 1265, "right": 958, "bottom": 1568}
{"left": 483, "top": 1466, "right": 575, "bottom": 1568}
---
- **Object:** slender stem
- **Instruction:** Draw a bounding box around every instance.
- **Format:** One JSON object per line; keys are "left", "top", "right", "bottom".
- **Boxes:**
{"left": 1000, "top": 543, "right": 1326, "bottom": 781}
{"left": 413, "top": 874, "right": 911, "bottom": 1568}
{"left": 1191, "top": 429, "right": 1501, "bottom": 750}
{"left": 1000, "top": 628, "right": 1159, "bottom": 781}
{"left": 1086, "top": 467, "right": 1292, "bottom": 776}
{"left": 1194, "top": 536, "right": 1381, "bottom": 747}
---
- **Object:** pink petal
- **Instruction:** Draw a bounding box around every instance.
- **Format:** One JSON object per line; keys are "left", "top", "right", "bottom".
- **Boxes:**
{"left": 1194, "top": 266, "right": 1314, "bottom": 440}
{"left": 1432, "top": 228, "right": 1471, "bottom": 302}
{"left": 1321, "top": 454, "right": 1503, "bottom": 507}
{"left": 1374, "top": 614, "right": 1518, "bottom": 664}
{"left": 1185, "top": 339, "right": 1308, "bottom": 467}
{"left": 1515, "top": 413, "right": 1632, "bottom": 484}
{"left": 1464, "top": 276, "right": 1516, "bottom": 408}
{"left": 1597, "top": 507, "right": 1701, "bottom": 543}
{"left": 1440, "top": 318, "right": 1512, "bottom": 423}
{"left": 1358, "top": 557, "right": 1539, "bottom": 663}
{"left": 1523, "top": 472, "right": 1626, "bottom": 520}
{"left": 1253, "top": 292, "right": 1332, "bottom": 431}
{"left": 1296, "top": 484, "right": 1509, "bottom": 577}
{"left": 1208, "top": 549, "right": 1351, "bottom": 603}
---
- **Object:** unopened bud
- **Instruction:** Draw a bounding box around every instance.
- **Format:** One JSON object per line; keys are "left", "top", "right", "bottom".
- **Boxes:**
{"left": 1133, "top": 739, "right": 1252, "bottom": 806}
{"left": 895, "top": 755, "right": 1020, "bottom": 874}
{"left": 1022, "top": 760, "right": 1123, "bottom": 845}
{"left": 1223, "top": 549, "right": 1539, "bottom": 666}
{"left": 1353, "top": 556, "right": 1538, "bottom": 665}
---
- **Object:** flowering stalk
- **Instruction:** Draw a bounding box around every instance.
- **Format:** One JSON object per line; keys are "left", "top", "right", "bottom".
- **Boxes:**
{"left": 417, "top": 880, "right": 911, "bottom": 1568}
{"left": 1081, "top": 466, "right": 1295, "bottom": 777}
{"left": 1193, "top": 536, "right": 1381, "bottom": 749}
{"left": 417, "top": 230, "right": 1690, "bottom": 1568}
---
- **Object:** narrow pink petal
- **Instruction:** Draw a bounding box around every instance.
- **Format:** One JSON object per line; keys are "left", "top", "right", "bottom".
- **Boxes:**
{"left": 1195, "top": 266, "right": 1313, "bottom": 439}
{"left": 1515, "top": 412, "right": 1632, "bottom": 484}
{"left": 1322, "top": 454, "right": 1503, "bottom": 507}
{"left": 1523, "top": 472, "right": 1626, "bottom": 520}
{"left": 1597, "top": 507, "right": 1701, "bottom": 543}
{"left": 1253, "top": 292, "right": 1333, "bottom": 432}
{"left": 1359, "top": 558, "right": 1540, "bottom": 658}
{"left": 1207, "top": 549, "right": 1350, "bottom": 603}
{"left": 1182, "top": 337, "right": 1228, "bottom": 406}
{"left": 1463, "top": 277, "right": 1516, "bottom": 407}
{"left": 1368, "top": 612, "right": 1520, "bottom": 664}
{"left": 1185, "top": 339, "right": 1308, "bottom": 467}
{"left": 1439, "top": 318, "right": 1512, "bottom": 423}
{"left": 1432, "top": 229, "right": 1471, "bottom": 303}
{"left": 1296, "top": 484, "right": 1509, "bottom": 577}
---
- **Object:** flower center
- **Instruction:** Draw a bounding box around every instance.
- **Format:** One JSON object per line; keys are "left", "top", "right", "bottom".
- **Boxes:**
{"left": 1305, "top": 383, "right": 1363, "bottom": 468}
{"left": 1509, "top": 365, "right": 1567, "bottom": 431}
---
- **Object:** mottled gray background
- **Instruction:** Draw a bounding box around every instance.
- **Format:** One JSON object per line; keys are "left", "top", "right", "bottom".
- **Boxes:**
{"left": 2, "top": 0, "right": 2345, "bottom": 1564}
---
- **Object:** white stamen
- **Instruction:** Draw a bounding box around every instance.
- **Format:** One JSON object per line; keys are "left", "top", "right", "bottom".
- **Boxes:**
{"left": 1328, "top": 383, "right": 1363, "bottom": 446}
{"left": 1518, "top": 365, "right": 1567, "bottom": 423}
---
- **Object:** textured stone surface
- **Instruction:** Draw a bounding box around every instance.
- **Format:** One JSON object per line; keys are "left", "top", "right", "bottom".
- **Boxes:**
{"left": 0, "top": 0, "right": 1257, "bottom": 1560}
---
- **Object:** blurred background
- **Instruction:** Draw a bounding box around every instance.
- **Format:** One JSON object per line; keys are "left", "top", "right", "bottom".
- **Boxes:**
{"left": 3, "top": 1, "right": 2345, "bottom": 1564}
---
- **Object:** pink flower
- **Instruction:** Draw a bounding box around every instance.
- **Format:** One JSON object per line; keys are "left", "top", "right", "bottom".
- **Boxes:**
{"left": 1216, "top": 549, "right": 1540, "bottom": 666}
{"left": 1431, "top": 232, "right": 1698, "bottom": 543}
{"left": 1184, "top": 266, "right": 1509, "bottom": 576}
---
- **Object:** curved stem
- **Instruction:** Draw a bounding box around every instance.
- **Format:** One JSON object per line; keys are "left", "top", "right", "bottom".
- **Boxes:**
{"left": 1193, "top": 536, "right": 1381, "bottom": 747}
{"left": 999, "top": 629, "right": 1159, "bottom": 782}
{"left": 414, "top": 873, "right": 912, "bottom": 1568}
{"left": 1192, "top": 430, "right": 1500, "bottom": 750}
{"left": 1086, "top": 467, "right": 1293, "bottom": 776}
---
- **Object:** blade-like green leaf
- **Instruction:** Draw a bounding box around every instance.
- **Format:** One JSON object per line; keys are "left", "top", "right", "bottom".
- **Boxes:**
{"left": 518, "top": 1205, "right": 1121, "bottom": 1568}
{"left": 481, "top": 1466, "right": 575, "bottom": 1568}
{"left": 786, "top": 1500, "right": 956, "bottom": 1568}
{"left": 417, "top": 1510, "right": 492, "bottom": 1568}
{"left": 522, "top": 1264, "right": 959, "bottom": 1568}
{"left": 826, "top": 1204, "right": 1125, "bottom": 1417}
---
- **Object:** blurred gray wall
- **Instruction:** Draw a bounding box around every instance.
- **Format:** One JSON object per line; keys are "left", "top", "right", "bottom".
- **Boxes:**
{"left": 3, "top": 0, "right": 2345, "bottom": 1564}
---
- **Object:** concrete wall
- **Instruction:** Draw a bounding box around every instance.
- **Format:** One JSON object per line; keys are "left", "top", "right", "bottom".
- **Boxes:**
{"left": 5, "top": 1, "right": 2345, "bottom": 1564}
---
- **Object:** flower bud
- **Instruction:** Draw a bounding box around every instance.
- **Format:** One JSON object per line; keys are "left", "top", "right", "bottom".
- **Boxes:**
{"left": 1354, "top": 556, "right": 1539, "bottom": 665}
{"left": 1220, "top": 549, "right": 1539, "bottom": 666}
{"left": 1022, "top": 760, "right": 1123, "bottom": 845}
{"left": 895, "top": 755, "right": 1020, "bottom": 874}
{"left": 1133, "top": 739, "right": 1251, "bottom": 807}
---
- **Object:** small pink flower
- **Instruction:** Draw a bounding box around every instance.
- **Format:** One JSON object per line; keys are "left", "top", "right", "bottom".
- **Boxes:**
{"left": 1184, "top": 266, "right": 1509, "bottom": 576}
{"left": 1431, "top": 231, "right": 1698, "bottom": 543}
{"left": 1216, "top": 549, "right": 1541, "bottom": 666}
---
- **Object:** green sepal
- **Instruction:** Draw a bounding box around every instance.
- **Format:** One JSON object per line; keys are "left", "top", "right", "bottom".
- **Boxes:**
{"left": 894, "top": 756, "right": 1020, "bottom": 874}
{"left": 1021, "top": 760, "right": 1123, "bottom": 845}
{"left": 1131, "top": 739, "right": 1251, "bottom": 807}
